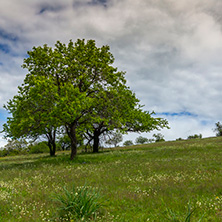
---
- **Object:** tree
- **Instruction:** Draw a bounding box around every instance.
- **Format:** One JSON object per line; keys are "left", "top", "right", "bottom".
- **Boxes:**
{"left": 187, "top": 134, "right": 202, "bottom": 140}
{"left": 3, "top": 139, "right": 28, "bottom": 155}
{"left": 83, "top": 87, "right": 169, "bottom": 153}
{"left": 57, "top": 134, "right": 71, "bottom": 151}
{"left": 3, "top": 39, "right": 169, "bottom": 159}
{"left": 3, "top": 77, "right": 60, "bottom": 156}
{"left": 123, "top": 140, "right": 134, "bottom": 146}
{"left": 214, "top": 122, "right": 222, "bottom": 137}
{"left": 83, "top": 86, "right": 140, "bottom": 153}
{"left": 135, "top": 136, "right": 148, "bottom": 144}
{"left": 148, "top": 139, "right": 155, "bottom": 143}
{"left": 105, "top": 132, "right": 123, "bottom": 147}
{"left": 4, "top": 39, "right": 129, "bottom": 159}
{"left": 153, "top": 133, "right": 165, "bottom": 142}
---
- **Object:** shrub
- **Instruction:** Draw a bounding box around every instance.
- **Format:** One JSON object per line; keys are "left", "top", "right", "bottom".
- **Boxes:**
{"left": 187, "top": 134, "right": 202, "bottom": 140}
{"left": 123, "top": 140, "right": 134, "bottom": 146}
{"left": 135, "top": 136, "right": 148, "bottom": 144}
{"left": 54, "top": 185, "right": 103, "bottom": 221}
{"left": 28, "top": 141, "right": 49, "bottom": 154}
{"left": 0, "top": 139, "right": 28, "bottom": 157}
{"left": 214, "top": 122, "right": 222, "bottom": 137}
{"left": 0, "top": 148, "right": 10, "bottom": 157}
{"left": 105, "top": 132, "right": 123, "bottom": 147}
{"left": 153, "top": 133, "right": 165, "bottom": 142}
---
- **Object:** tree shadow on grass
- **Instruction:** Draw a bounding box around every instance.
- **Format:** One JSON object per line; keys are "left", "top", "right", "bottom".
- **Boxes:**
{"left": 0, "top": 149, "right": 125, "bottom": 171}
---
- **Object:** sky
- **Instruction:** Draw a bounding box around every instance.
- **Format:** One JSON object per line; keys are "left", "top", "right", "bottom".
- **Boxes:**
{"left": 0, "top": 0, "right": 222, "bottom": 147}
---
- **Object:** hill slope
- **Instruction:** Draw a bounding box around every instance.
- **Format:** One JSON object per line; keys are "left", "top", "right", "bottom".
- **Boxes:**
{"left": 0, "top": 137, "right": 222, "bottom": 221}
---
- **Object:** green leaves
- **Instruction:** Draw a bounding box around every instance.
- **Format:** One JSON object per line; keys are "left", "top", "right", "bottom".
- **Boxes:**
{"left": 3, "top": 38, "right": 169, "bottom": 159}
{"left": 54, "top": 185, "right": 103, "bottom": 220}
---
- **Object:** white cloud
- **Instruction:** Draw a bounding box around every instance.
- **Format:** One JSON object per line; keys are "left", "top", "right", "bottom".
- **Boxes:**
{"left": 0, "top": 0, "right": 222, "bottom": 145}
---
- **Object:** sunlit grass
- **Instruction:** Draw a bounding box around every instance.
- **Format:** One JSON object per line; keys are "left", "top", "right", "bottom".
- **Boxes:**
{"left": 0, "top": 137, "right": 222, "bottom": 221}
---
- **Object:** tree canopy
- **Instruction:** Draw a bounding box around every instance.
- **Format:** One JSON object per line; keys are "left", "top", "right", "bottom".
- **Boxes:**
{"left": 3, "top": 39, "right": 168, "bottom": 159}
{"left": 135, "top": 136, "right": 149, "bottom": 144}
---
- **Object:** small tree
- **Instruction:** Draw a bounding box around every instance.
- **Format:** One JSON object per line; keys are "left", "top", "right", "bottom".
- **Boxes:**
{"left": 135, "top": 136, "right": 148, "bottom": 144}
{"left": 187, "top": 134, "right": 202, "bottom": 140}
{"left": 57, "top": 134, "right": 71, "bottom": 151}
{"left": 148, "top": 138, "right": 155, "bottom": 143}
{"left": 105, "top": 132, "right": 123, "bottom": 147}
{"left": 214, "top": 122, "right": 222, "bottom": 137}
{"left": 123, "top": 140, "right": 134, "bottom": 146}
{"left": 3, "top": 139, "right": 28, "bottom": 156}
{"left": 153, "top": 133, "right": 165, "bottom": 142}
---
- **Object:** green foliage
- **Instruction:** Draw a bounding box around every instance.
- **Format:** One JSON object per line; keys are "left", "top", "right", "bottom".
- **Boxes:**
{"left": 3, "top": 38, "right": 169, "bottom": 160}
{"left": 54, "top": 185, "right": 103, "bottom": 221}
{"left": 214, "top": 122, "right": 222, "bottom": 137}
{"left": 57, "top": 134, "right": 71, "bottom": 151}
{"left": 153, "top": 133, "right": 165, "bottom": 142}
{"left": 16, "top": 39, "right": 131, "bottom": 159}
{"left": 135, "top": 136, "right": 148, "bottom": 144}
{"left": 105, "top": 132, "right": 123, "bottom": 147}
{"left": 28, "top": 141, "right": 49, "bottom": 154}
{"left": 123, "top": 140, "right": 134, "bottom": 146}
{"left": 148, "top": 138, "right": 155, "bottom": 143}
{"left": 0, "top": 139, "right": 28, "bottom": 157}
{"left": 187, "top": 134, "right": 202, "bottom": 140}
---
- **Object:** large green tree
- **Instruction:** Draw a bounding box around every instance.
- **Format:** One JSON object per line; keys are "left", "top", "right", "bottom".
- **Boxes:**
{"left": 3, "top": 39, "right": 168, "bottom": 159}
{"left": 5, "top": 39, "right": 128, "bottom": 159}
{"left": 3, "top": 76, "right": 60, "bottom": 156}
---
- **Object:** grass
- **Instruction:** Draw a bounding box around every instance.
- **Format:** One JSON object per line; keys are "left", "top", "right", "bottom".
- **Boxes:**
{"left": 54, "top": 185, "right": 103, "bottom": 221}
{"left": 0, "top": 137, "right": 222, "bottom": 221}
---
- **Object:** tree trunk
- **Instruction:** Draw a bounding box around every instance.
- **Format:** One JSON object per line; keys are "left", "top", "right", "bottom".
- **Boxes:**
{"left": 48, "top": 142, "right": 53, "bottom": 156}
{"left": 93, "top": 131, "right": 100, "bottom": 153}
{"left": 46, "top": 130, "right": 56, "bottom": 156}
{"left": 51, "top": 140, "right": 56, "bottom": 156}
{"left": 49, "top": 143, "right": 56, "bottom": 156}
{"left": 66, "top": 123, "right": 78, "bottom": 160}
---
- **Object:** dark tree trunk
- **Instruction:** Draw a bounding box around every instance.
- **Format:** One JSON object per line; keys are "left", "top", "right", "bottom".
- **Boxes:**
{"left": 66, "top": 123, "right": 78, "bottom": 160}
{"left": 51, "top": 140, "right": 56, "bottom": 156}
{"left": 46, "top": 129, "right": 57, "bottom": 156}
{"left": 93, "top": 130, "right": 100, "bottom": 153}
{"left": 92, "top": 125, "right": 107, "bottom": 153}
{"left": 48, "top": 142, "right": 56, "bottom": 156}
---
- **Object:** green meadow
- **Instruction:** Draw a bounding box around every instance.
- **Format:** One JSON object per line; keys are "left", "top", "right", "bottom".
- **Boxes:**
{"left": 0, "top": 137, "right": 222, "bottom": 221}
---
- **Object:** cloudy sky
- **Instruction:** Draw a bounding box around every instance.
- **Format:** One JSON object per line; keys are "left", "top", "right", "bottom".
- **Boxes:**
{"left": 0, "top": 0, "right": 222, "bottom": 146}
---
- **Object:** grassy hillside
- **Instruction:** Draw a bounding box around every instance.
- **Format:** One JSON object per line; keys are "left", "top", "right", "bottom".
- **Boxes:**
{"left": 0, "top": 137, "right": 222, "bottom": 221}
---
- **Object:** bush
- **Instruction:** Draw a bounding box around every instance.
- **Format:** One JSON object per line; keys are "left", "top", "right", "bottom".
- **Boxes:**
{"left": 0, "top": 148, "right": 10, "bottom": 157}
{"left": 28, "top": 141, "right": 49, "bottom": 154}
{"left": 153, "top": 133, "right": 165, "bottom": 142}
{"left": 123, "top": 140, "right": 134, "bottom": 146}
{"left": 135, "top": 136, "right": 148, "bottom": 144}
{"left": 214, "top": 122, "right": 222, "bottom": 137}
{"left": 187, "top": 134, "right": 202, "bottom": 140}
{"left": 105, "top": 132, "right": 123, "bottom": 147}
{"left": 0, "top": 139, "right": 28, "bottom": 157}
{"left": 54, "top": 185, "right": 103, "bottom": 221}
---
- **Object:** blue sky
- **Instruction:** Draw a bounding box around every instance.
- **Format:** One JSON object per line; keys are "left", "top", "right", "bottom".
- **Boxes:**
{"left": 0, "top": 0, "right": 222, "bottom": 146}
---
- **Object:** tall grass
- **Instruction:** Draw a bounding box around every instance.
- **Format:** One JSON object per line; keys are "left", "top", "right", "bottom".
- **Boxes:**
{"left": 54, "top": 185, "right": 103, "bottom": 221}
